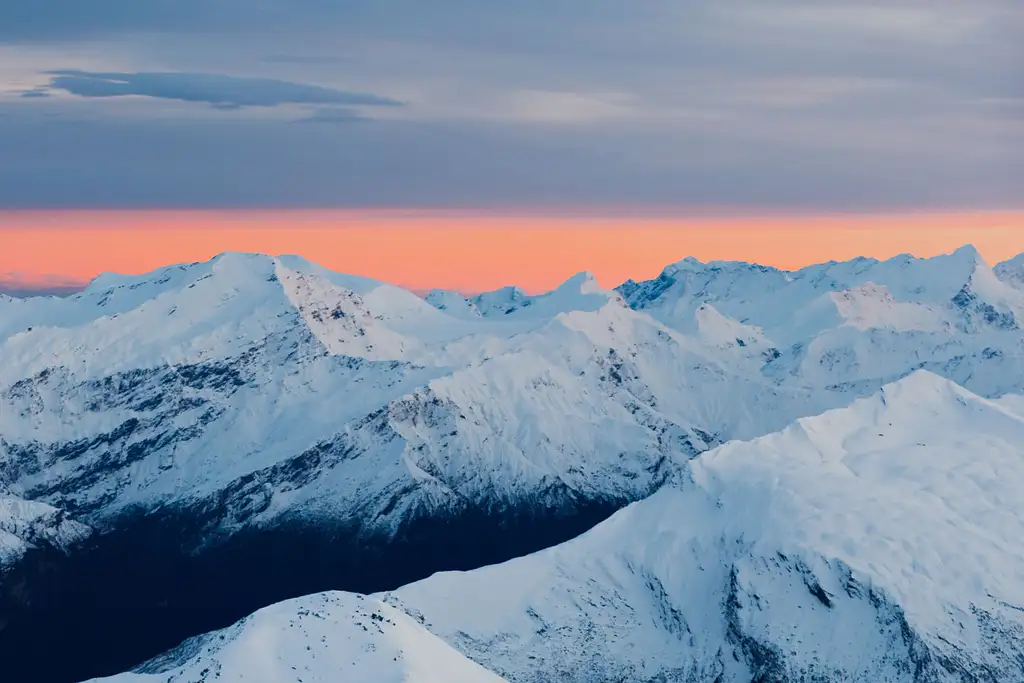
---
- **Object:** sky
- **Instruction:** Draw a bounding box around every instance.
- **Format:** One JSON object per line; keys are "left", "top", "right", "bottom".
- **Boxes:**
{"left": 0, "top": 1, "right": 1021, "bottom": 292}
{"left": 3, "top": 209, "right": 1023, "bottom": 294}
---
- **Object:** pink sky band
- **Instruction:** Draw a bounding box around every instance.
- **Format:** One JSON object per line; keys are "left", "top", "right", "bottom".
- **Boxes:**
{"left": 2, "top": 209, "right": 1022, "bottom": 294}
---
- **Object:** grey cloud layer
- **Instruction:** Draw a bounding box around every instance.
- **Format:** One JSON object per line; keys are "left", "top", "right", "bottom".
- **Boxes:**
{"left": 0, "top": 111, "right": 1017, "bottom": 209}
{"left": 0, "top": 0, "right": 1020, "bottom": 209}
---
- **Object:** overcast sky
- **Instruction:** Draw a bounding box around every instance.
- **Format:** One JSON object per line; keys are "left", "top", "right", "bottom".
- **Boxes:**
{"left": 0, "top": 0, "right": 1020, "bottom": 209}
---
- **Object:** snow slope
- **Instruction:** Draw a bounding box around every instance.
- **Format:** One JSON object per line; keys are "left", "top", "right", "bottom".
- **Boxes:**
{"left": 994, "top": 392, "right": 1024, "bottom": 418}
{"left": 995, "top": 253, "right": 1024, "bottom": 290}
{"left": 3, "top": 247, "right": 1023, "bottom": 545}
{"left": 620, "top": 245, "right": 1024, "bottom": 397}
{"left": 2, "top": 252, "right": 802, "bottom": 683}
{"left": 384, "top": 372, "right": 1024, "bottom": 682}
{"left": 86, "top": 591, "right": 507, "bottom": 683}
{"left": 0, "top": 254, "right": 831, "bottom": 534}
{"left": 425, "top": 271, "right": 620, "bottom": 321}
{"left": 0, "top": 492, "right": 90, "bottom": 573}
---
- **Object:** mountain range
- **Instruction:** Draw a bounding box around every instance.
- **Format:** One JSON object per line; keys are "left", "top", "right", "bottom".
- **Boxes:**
{"left": 2, "top": 245, "right": 1023, "bottom": 682}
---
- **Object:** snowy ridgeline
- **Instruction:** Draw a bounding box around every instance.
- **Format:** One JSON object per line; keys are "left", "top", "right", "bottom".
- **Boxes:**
{"left": 1, "top": 246, "right": 1023, "bottom": 546}
{"left": 89, "top": 372, "right": 1024, "bottom": 682}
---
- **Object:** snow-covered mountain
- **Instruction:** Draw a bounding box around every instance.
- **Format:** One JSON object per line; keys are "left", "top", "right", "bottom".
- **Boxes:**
{"left": 996, "top": 253, "right": 1024, "bottom": 291}
{"left": 995, "top": 392, "right": 1024, "bottom": 418}
{"left": 424, "top": 271, "right": 619, "bottom": 320}
{"left": 2, "top": 246, "right": 1024, "bottom": 683}
{"left": 619, "top": 245, "right": 1024, "bottom": 397}
{"left": 382, "top": 372, "right": 1024, "bottom": 682}
{"left": 0, "top": 491, "right": 90, "bottom": 575}
{"left": 87, "top": 591, "right": 507, "bottom": 683}
{"left": 86, "top": 372, "right": 1024, "bottom": 683}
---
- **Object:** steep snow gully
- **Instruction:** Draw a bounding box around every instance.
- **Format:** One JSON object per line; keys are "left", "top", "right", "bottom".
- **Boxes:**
{"left": 2, "top": 247, "right": 1024, "bottom": 682}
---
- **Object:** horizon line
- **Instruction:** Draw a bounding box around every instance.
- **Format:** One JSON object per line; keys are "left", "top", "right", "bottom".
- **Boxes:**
{"left": 3, "top": 208, "right": 1022, "bottom": 295}
{"left": 4, "top": 242, "right": 1020, "bottom": 300}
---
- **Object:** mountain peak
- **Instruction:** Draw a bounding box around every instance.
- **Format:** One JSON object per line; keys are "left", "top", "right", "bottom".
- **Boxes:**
{"left": 663, "top": 255, "right": 705, "bottom": 274}
{"left": 948, "top": 243, "right": 986, "bottom": 267}
{"left": 93, "top": 591, "right": 509, "bottom": 683}
{"left": 879, "top": 368, "right": 971, "bottom": 402}
{"left": 555, "top": 270, "right": 601, "bottom": 293}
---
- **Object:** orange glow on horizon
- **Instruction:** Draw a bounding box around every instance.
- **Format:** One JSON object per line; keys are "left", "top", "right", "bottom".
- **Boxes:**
{"left": 2, "top": 209, "right": 1023, "bottom": 294}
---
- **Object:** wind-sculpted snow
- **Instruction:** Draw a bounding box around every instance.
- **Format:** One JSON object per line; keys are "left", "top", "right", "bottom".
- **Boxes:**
{"left": 383, "top": 372, "right": 1024, "bottom": 682}
{"left": 86, "top": 592, "right": 508, "bottom": 683}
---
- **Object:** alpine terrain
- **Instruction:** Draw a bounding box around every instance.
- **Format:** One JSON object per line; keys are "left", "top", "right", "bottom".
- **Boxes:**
{"left": 1, "top": 246, "right": 1023, "bottom": 682}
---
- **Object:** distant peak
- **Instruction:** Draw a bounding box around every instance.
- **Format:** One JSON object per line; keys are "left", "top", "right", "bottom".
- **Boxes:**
{"left": 484, "top": 285, "right": 526, "bottom": 298}
{"left": 211, "top": 251, "right": 274, "bottom": 265}
{"left": 948, "top": 244, "right": 987, "bottom": 267}
{"left": 885, "top": 368, "right": 955, "bottom": 391}
{"left": 658, "top": 256, "right": 704, "bottom": 279}
{"left": 675, "top": 256, "right": 705, "bottom": 270}
{"left": 877, "top": 369, "right": 976, "bottom": 407}
{"left": 558, "top": 270, "right": 597, "bottom": 287}
{"left": 210, "top": 252, "right": 279, "bottom": 279}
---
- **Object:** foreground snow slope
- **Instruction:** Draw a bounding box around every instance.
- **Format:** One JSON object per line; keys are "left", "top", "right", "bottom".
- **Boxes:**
{"left": 384, "top": 372, "right": 1024, "bottom": 682}
{"left": 86, "top": 591, "right": 507, "bottom": 683}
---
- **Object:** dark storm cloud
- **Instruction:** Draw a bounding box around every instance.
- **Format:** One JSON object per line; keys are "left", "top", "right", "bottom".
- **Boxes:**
{"left": 43, "top": 70, "right": 403, "bottom": 109}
